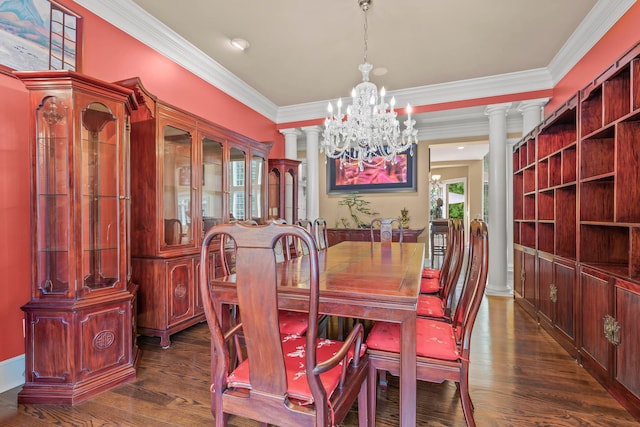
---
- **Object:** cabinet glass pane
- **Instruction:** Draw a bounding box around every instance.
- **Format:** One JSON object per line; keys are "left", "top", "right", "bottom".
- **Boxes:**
{"left": 163, "top": 125, "right": 193, "bottom": 246}
{"left": 268, "top": 169, "right": 280, "bottom": 219}
{"left": 202, "top": 137, "right": 223, "bottom": 233}
{"left": 229, "top": 147, "right": 246, "bottom": 221}
{"left": 285, "top": 170, "right": 294, "bottom": 223}
{"left": 35, "top": 96, "right": 70, "bottom": 294}
{"left": 81, "top": 102, "right": 119, "bottom": 289}
{"left": 251, "top": 155, "right": 263, "bottom": 222}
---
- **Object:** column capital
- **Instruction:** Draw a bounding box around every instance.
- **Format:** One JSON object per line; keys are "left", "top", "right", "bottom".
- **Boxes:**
{"left": 517, "top": 98, "right": 549, "bottom": 114}
{"left": 301, "top": 125, "right": 322, "bottom": 135}
{"left": 485, "top": 102, "right": 512, "bottom": 117}
{"left": 279, "top": 128, "right": 301, "bottom": 137}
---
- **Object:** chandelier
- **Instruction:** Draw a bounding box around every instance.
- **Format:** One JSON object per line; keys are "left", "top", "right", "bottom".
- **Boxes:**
{"left": 321, "top": 0, "right": 418, "bottom": 171}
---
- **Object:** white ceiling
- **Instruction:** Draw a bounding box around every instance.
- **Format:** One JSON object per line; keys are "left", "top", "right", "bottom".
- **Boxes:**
{"left": 76, "top": 0, "right": 635, "bottom": 161}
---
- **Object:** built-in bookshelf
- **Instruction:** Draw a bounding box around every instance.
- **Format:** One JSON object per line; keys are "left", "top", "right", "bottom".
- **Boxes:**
{"left": 512, "top": 42, "right": 640, "bottom": 420}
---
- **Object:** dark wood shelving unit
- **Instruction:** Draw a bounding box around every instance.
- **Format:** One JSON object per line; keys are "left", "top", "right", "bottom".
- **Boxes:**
{"left": 513, "top": 41, "right": 640, "bottom": 420}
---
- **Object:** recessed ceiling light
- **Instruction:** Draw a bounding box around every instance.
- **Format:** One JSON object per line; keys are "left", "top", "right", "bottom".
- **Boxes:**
{"left": 457, "top": 146, "right": 465, "bottom": 150}
{"left": 372, "top": 67, "right": 388, "bottom": 76}
{"left": 230, "top": 38, "right": 250, "bottom": 51}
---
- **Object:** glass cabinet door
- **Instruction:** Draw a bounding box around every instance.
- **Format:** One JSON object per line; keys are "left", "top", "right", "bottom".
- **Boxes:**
{"left": 35, "top": 96, "right": 70, "bottom": 295}
{"left": 81, "top": 102, "right": 120, "bottom": 290}
{"left": 251, "top": 154, "right": 264, "bottom": 222}
{"left": 285, "top": 169, "right": 295, "bottom": 224}
{"left": 228, "top": 147, "right": 246, "bottom": 221}
{"left": 163, "top": 125, "right": 193, "bottom": 246}
{"left": 202, "top": 137, "right": 223, "bottom": 234}
{"left": 268, "top": 168, "right": 280, "bottom": 220}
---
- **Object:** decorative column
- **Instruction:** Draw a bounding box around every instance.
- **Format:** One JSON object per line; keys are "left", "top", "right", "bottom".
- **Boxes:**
{"left": 519, "top": 98, "right": 548, "bottom": 135}
{"left": 302, "top": 126, "right": 321, "bottom": 221}
{"left": 279, "top": 128, "right": 300, "bottom": 160}
{"left": 485, "top": 103, "right": 512, "bottom": 296}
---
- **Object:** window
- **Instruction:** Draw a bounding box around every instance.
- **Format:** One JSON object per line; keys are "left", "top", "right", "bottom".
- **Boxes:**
{"left": 49, "top": 2, "right": 80, "bottom": 71}
{"left": 0, "top": 0, "right": 81, "bottom": 72}
{"left": 232, "top": 192, "right": 245, "bottom": 220}
{"left": 230, "top": 159, "right": 245, "bottom": 220}
{"left": 232, "top": 160, "right": 245, "bottom": 186}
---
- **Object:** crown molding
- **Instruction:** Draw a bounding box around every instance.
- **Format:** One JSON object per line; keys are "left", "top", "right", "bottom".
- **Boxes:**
{"left": 547, "top": 0, "right": 636, "bottom": 85}
{"left": 74, "top": 0, "right": 279, "bottom": 121}
{"left": 77, "top": 0, "right": 631, "bottom": 125}
{"left": 413, "top": 106, "right": 523, "bottom": 141}
{"left": 279, "top": 68, "right": 552, "bottom": 124}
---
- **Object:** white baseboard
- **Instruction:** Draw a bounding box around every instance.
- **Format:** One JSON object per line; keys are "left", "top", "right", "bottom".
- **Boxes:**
{"left": 0, "top": 354, "right": 25, "bottom": 393}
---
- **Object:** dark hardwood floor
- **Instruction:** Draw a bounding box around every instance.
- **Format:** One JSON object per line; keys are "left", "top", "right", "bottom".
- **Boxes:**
{"left": 1, "top": 296, "right": 638, "bottom": 426}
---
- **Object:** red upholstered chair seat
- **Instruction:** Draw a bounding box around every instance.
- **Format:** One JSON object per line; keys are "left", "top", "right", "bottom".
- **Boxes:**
{"left": 422, "top": 267, "right": 441, "bottom": 279}
{"left": 416, "top": 294, "right": 446, "bottom": 318}
{"left": 366, "top": 318, "right": 458, "bottom": 361}
{"left": 419, "top": 277, "right": 440, "bottom": 294}
{"left": 278, "top": 310, "right": 313, "bottom": 336}
{"left": 227, "top": 336, "right": 365, "bottom": 404}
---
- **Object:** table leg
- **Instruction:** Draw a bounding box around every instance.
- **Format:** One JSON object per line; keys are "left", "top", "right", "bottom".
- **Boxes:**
{"left": 399, "top": 313, "right": 417, "bottom": 427}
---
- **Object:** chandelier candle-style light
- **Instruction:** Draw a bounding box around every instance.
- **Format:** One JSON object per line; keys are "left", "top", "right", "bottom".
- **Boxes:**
{"left": 321, "top": 0, "right": 418, "bottom": 171}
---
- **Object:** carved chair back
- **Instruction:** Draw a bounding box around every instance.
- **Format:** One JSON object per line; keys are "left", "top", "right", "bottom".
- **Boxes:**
{"left": 200, "top": 222, "right": 369, "bottom": 426}
{"left": 370, "top": 217, "right": 403, "bottom": 243}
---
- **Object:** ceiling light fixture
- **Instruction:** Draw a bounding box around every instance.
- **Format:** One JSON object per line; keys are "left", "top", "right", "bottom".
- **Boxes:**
{"left": 320, "top": 0, "right": 418, "bottom": 171}
{"left": 230, "top": 38, "right": 249, "bottom": 51}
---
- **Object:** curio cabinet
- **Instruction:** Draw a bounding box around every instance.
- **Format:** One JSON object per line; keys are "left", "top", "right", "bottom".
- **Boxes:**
{"left": 15, "top": 71, "right": 138, "bottom": 405}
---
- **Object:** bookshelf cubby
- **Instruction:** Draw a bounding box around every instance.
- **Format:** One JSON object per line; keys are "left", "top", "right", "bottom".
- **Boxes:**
{"left": 580, "top": 129, "right": 614, "bottom": 179}
{"left": 603, "top": 69, "right": 631, "bottom": 125}
{"left": 633, "top": 59, "right": 640, "bottom": 111}
{"left": 615, "top": 120, "right": 640, "bottom": 223}
{"left": 580, "top": 179, "right": 614, "bottom": 222}
{"left": 561, "top": 146, "right": 577, "bottom": 184}
{"left": 538, "top": 158, "right": 549, "bottom": 190}
{"left": 580, "top": 86, "right": 603, "bottom": 136}
{"left": 524, "top": 194, "right": 536, "bottom": 220}
{"left": 523, "top": 165, "right": 536, "bottom": 194}
{"left": 538, "top": 190, "right": 554, "bottom": 221}
{"left": 556, "top": 187, "right": 576, "bottom": 259}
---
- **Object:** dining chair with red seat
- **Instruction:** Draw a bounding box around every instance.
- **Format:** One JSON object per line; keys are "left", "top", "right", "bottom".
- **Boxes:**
{"left": 365, "top": 219, "right": 489, "bottom": 427}
{"left": 200, "top": 222, "right": 370, "bottom": 427}
{"left": 420, "top": 219, "right": 455, "bottom": 294}
{"left": 416, "top": 219, "right": 466, "bottom": 320}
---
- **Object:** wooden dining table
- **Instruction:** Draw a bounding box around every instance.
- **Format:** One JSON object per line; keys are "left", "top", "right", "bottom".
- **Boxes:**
{"left": 209, "top": 240, "right": 424, "bottom": 426}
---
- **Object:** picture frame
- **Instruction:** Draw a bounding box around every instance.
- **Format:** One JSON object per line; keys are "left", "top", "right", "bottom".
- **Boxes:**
{"left": 326, "top": 149, "right": 417, "bottom": 194}
{"left": 0, "top": 0, "right": 82, "bottom": 74}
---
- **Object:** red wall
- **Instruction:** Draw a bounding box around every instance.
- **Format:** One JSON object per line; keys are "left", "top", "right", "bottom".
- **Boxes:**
{"left": 2, "top": 1, "right": 640, "bottom": 363}
{"left": 0, "top": 76, "right": 31, "bottom": 360}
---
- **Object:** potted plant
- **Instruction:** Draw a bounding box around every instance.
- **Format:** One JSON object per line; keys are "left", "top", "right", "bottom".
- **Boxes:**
{"left": 338, "top": 194, "right": 379, "bottom": 228}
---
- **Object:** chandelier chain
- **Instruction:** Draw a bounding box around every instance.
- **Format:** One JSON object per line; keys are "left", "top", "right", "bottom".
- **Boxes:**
{"left": 362, "top": 1, "right": 368, "bottom": 64}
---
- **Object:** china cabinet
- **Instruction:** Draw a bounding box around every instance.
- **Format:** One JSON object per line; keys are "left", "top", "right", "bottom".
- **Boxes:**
{"left": 15, "top": 71, "right": 138, "bottom": 404}
{"left": 118, "top": 78, "right": 271, "bottom": 347}
{"left": 512, "top": 41, "right": 640, "bottom": 418}
{"left": 268, "top": 158, "right": 300, "bottom": 223}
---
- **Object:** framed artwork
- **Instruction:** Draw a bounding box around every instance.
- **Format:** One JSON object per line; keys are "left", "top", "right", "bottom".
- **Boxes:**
{"left": 326, "top": 150, "right": 417, "bottom": 194}
{"left": 0, "top": 0, "right": 81, "bottom": 73}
